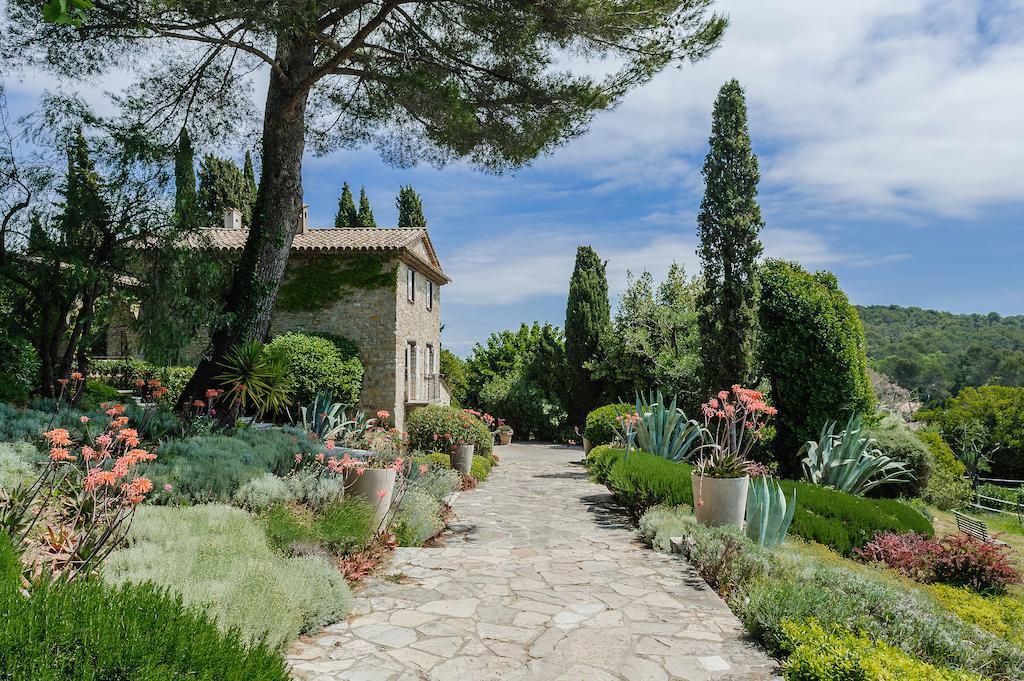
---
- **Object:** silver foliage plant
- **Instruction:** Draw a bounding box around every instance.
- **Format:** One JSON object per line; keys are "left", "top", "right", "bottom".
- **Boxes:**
{"left": 628, "top": 391, "right": 704, "bottom": 462}
{"left": 799, "top": 413, "right": 913, "bottom": 495}
{"left": 299, "top": 391, "right": 375, "bottom": 445}
{"left": 745, "top": 476, "right": 795, "bottom": 548}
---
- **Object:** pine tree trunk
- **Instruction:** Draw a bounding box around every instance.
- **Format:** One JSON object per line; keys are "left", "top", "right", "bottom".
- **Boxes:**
{"left": 178, "top": 33, "right": 314, "bottom": 409}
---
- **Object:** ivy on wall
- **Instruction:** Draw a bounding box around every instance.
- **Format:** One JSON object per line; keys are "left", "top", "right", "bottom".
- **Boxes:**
{"left": 276, "top": 254, "right": 396, "bottom": 312}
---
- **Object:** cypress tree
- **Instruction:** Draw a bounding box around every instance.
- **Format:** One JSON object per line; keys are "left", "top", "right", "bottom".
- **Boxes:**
{"left": 242, "top": 151, "right": 258, "bottom": 221}
{"left": 564, "top": 245, "right": 610, "bottom": 428}
{"left": 197, "top": 155, "right": 248, "bottom": 224}
{"left": 357, "top": 187, "right": 376, "bottom": 227}
{"left": 696, "top": 79, "right": 764, "bottom": 397}
{"left": 334, "top": 181, "right": 357, "bottom": 227}
{"left": 396, "top": 185, "right": 427, "bottom": 228}
{"left": 173, "top": 129, "right": 198, "bottom": 228}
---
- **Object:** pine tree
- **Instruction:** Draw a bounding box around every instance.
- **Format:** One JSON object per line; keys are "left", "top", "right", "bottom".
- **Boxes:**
{"left": 396, "top": 185, "right": 427, "bottom": 228}
{"left": 564, "top": 245, "right": 610, "bottom": 428}
{"left": 696, "top": 79, "right": 764, "bottom": 397}
{"left": 242, "top": 151, "right": 258, "bottom": 220}
{"left": 173, "top": 130, "right": 198, "bottom": 229}
{"left": 357, "top": 187, "right": 376, "bottom": 227}
{"left": 334, "top": 181, "right": 357, "bottom": 227}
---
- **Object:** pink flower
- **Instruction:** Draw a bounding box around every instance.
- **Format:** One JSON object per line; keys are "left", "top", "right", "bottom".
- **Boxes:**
{"left": 79, "top": 415, "right": 90, "bottom": 424}
{"left": 163, "top": 483, "right": 173, "bottom": 492}
{"left": 419, "top": 464, "right": 428, "bottom": 475}
{"left": 356, "top": 467, "right": 365, "bottom": 476}
{"left": 326, "top": 439, "right": 336, "bottom": 450}
{"left": 696, "top": 498, "right": 705, "bottom": 508}
{"left": 315, "top": 453, "right": 325, "bottom": 463}
{"left": 294, "top": 453, "right": 302, "bottom": 463}
{"left": 376, "top": 489, "right": 387, "bottom": 499}
{"left": 376, "top": 410, "right": 390, "bottom": 419}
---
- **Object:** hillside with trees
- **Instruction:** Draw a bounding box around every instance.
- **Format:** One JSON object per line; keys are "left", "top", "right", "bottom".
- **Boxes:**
{"left": 858, "top": 305, "right": 1024, "bottom": 404}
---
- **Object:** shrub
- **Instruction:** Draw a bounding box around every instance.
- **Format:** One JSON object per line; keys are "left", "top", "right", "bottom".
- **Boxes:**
{"left": 670, "top": 513, "right": 777, "bottom": 596}
{"left": 478, "top": 363, "right": 567, "bottom": 441}
{"left": 406, "top": 405, "right": 493, "bottom": 457}
{"left": 89, "top": 357, "right": 150, "bottom": 389}
{"left": 779, "top": 618, "right": 980, "bottom": 681}
{"left": 265, "top": 332, "right": 364, "bottom": 407}
{"left": 0, "top": 335, "right": 40, "bottom": 405}
{"left": 920, "top": 430, "right": 971, "bottom": 511}
{"left": 263, "top": 500, "right": 374, "bottom": 556}
{"left": 411, "top": 467, "right": 461, "bottom": 503}
{"left": 393, "top": 490, "right": 444, "bottom": 546}
{"left": 79, "top": 378, "right": 123, "bottom": 410}
{"left": 583, "top": 403, "right": 633, "bottom": 446}
{"left": 283, "top": 468, "right": 345, "bottom": 509}
{"left": 154, "top": 365, "right": 196, "bottom": 403}
{"left": 927, "top": 584, "right": 1024, "bottom": 647}
{"left": 0, "top": 534, "right": 290, "bottom": 681}
{"left": 867, "top": 420, "right": 933, "bottom": 498}
{"left": 234, "top": 473, "right": 296, "bottom": 512}
{"left": 637, "top": 504, "right": 694, "bottom": 554}
{"left": 471, "top": 454, "right": 493, "bottom": 481}
{"left": 926, "top": 385, "right": 1024, "bottom": 478}
{"left": 0, "top": 441, "right": 38, "bottom": 490}
{"left": 854, "top": 531, "right": 939, "bottom": 582}
{"left": 585, "top": 444, "right": 624, "bottom": 485}
{"left": 104, "top": 504, "right": 352, "bottom": 649}
{"left": 597, "top": 448, "right": 933, "bottom": 554}
{"left": 756, "top": 259, "right": 874, "bottom": 475}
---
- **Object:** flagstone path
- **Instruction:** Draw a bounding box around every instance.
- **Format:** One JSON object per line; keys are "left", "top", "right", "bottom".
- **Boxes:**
{"left": 288, "top": 442, "right": 779, "bottom": 680}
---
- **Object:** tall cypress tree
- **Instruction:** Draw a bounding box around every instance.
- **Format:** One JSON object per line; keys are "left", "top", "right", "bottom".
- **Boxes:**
{"left": 564, "top": 245, "right": 610, "bottom": 428}
{"left": 396, "top": 185, "right": 427, "bottom": 228}
{"left": 696, "top": 79, "right": 764, "bottom": 396}
{"left": 334, "top": 181, "right": 357, "bottom": 227}
{"left": 197, "top": 155, "right": 248, "bottom": 224}
{"left": 357, "top": 187, "right": 376, "bottom": 227}
{"left": 173, "top": 129, "right": 198, "bottom": 228}
{"left": 242, "top": 150, "right": 258, "bottom": 220}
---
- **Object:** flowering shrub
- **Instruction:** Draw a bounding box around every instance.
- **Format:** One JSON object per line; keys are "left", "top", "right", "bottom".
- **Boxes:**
{"left": 1, "top": 399, "right": 155, "bottom": 581}
{"left": 856, "top": 531, "right": 1022, "bottom": 594}
{"left": 405, "top": 405, "right": 493, "bottom": 457}
{"left": 695, "top": 385, "right": 775, "bottom": 478}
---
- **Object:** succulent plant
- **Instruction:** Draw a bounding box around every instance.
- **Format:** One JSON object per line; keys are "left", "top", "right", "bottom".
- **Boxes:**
{"left": 800, "top": 413, "right": 914, "bottom": 495}
{"left": 745, "top": 475, "right": 796, "bottom": 548}
{"left": 629, "top": 391, "right": 703, "bottom": 462}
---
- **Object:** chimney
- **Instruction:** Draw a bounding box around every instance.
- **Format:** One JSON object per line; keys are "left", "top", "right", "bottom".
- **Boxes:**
{"left": 296, "top": 204, "right": 309, "bottom": 234}
{"left": 223, "top": 207, "right": 242, "bottom": 230}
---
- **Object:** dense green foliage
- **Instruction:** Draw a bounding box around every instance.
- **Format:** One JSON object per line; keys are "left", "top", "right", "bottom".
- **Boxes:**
{"left": 590, "top": 447, "right": 932, "bottom": 555}
{"left": 584, "top": 403, "right": 634, "bottom": 447}
{"left": 396, "top": 185, "right": 427, "bottom": 228}
{"left": 265, "top": 332, "right": 363, "bottom": 407}
{"left": 858, "top": 305, "right": 1024, "bottom": 404}
{"left": 393, "top": 490, "right": 444, "bottom": 546}
{"left": 1, "top": 546, "right": 291, "bottom": 679}
{"left": 105, "top": 504, "right": 352, "bottom": 649}
{"left": 198, "top": 154, "right": 256, "bottom": 224}
{"left": 0, "top": 441, "right": 38, "bottom": 489}
{"left": 564, "top": 246, "right": 610, "bottom": 429}
{"left": 923, "top": 386, "right": 1024, "bottom": 477}
{"left": 0, "top": 333, "right": 39, "bottom": 405}
{"left": 866, "top": 419, "right": 933, "bottom": 498}
{"left": 696, "top": 80, "right": 763, "bottom": 396}
{"left": 439, "top": 349, "right": 467, "bottom": 407}
{"left": 275, "top": 254, "right": 395, "bottom": 313}
{"left": 757, "top": 259, "right": 874, "bottom": 474}
{"left": 918, "top": 429, "right": 972, "bottom": 510}
{"left": 589, "top": 265, "right": 702, "bottom": 412}
{"left": 356, "top": 187, "right": 376, "bottom": 227}
{"left": 263, "top": 499, "right": 374, "bottom": 556}
{"left": 405, "top": 405, "right": 493, "bottom": 457}
{"left": 334, "top": 182, "right": 357, "bottom": 227}
{"left": 0, "top": 399, "right": 178, "bottom": 443}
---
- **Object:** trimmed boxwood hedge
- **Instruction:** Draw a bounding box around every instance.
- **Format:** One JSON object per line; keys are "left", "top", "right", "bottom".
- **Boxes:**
{"left": 583, "top": 403, "right": 634, "bottom": 447}
{"left": 588, "top": 447, "right": 933, "bottom": 555}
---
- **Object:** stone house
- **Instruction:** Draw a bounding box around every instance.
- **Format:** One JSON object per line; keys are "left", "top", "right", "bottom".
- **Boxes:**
{"left": 107, "top": 207, "right": 451, "bottom": 430}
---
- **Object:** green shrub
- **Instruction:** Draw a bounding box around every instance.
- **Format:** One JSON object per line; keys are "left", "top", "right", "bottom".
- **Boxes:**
{"left": 599, "top": 448, "right": 932, "bottom": 554}
{"left": 0, "top": 335, "right": 39, "bottom": 405}
{"left": 919, "top": 430, "right": 971, "bottom": 511}
{"left": 927, "top": 584, "right": 1024, "bottom": 647}
{"left": 478, "top": 363, "right": 567, "bottom": 441}
{"left": 0, "top": 400, "right": 179, "bottom": 444}
{"left": 105, "top": 504, "right": 352, "bottom": 649}
{"left": 757, "top": 259, "right": 874, "bottom": 475}
{"left": 925, "top": 386, "right": 1024, "bottom": 478}
{"left": 89, "top": 357, "right": 149, "bottom": 389}
{"left": 283, "top": 468, "right": 345, "bottom": 509}
{"left": 265, "top": 332, "right": 364, "bottom": 407}
{"left": 471, "top": 454, "right": 493, "bottom": 481}
{"left": 263, "top": 499, "right": 374, "bottom": 556}
{"left": 393, "top": 490, "right": 444, "bottom": 547}
{"left": 637, "top": 504, "right": 694, "bottom": 554}
{"left": 0, "top": 441, "right": 38, "bottom": 490}
{"left": 779, "top": 618, "right": 980, "bottom": 681}
{"left": 406, "top": 405, "right": 493, "bottom": 457}
{"left": 1, "top": 534, "right": 290, "bottom": 680}
{"left": 410, "top": 467, "right": 461, "bottom": 503}
{"left": 585, "top": 444, "right": 624, "bottom": 485}
{"left": 154, "top": 365, "right": 196, "bottom": 403}
{"left": 584, "top": 403, "right": 633, "bottom": 447}
{"left": 80, "top": 379, "right": 123, "bottom": 410}
{"left": 234, "top": 473, "right": 296, "bottom": 512}
{"left": 867, "top": 420, "right": 933, "bottom": 498}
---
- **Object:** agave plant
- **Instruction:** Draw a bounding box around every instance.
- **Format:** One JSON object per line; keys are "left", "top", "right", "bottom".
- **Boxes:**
{"left": 630, "top": 391, "right": 703, "bottom": 462}
{"left": 799, "top": 413, "right": 913, "bottom": 495}
{"left": 745, "top": 476, "right": 796, "bottom": 548}
{"left": 301, "top": 391, "right": 346, "bottom": 440}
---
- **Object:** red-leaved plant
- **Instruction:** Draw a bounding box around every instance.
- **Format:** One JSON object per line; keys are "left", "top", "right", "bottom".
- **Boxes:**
{"left": 855, "top": 530, "right": 1022, "bottom": 594}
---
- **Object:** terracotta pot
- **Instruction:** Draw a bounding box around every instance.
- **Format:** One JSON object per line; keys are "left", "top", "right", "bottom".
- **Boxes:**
{"left": 498, "top": 431, "right": 513, "bottom": 446}
{"left": 583, "top": 437, "right": 593, "bottom": 455}
{"left": 345, "top": 467, "right": 397, "bottom": 532}
{"left": 451, "top": 444, "right": 474, "bottom": 475}
{"left": 691, "top": 473, "right": 749, "bottom": 529}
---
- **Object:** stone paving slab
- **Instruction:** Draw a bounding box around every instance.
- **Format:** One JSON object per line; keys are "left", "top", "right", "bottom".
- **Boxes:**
{"left": 288, "top": 442, "right": 780, "bottom": 680}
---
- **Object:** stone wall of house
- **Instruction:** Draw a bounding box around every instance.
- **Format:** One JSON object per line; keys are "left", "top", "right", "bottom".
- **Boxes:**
{"left": 394, "top": 258, "right": 447, "bottom": 431}
{"left": 269, "top": 253, "right": 399, "bottom": 418}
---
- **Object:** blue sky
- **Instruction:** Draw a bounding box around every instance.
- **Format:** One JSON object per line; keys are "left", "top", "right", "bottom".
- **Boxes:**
{"left": 5, "top": 0, "right": 1024, "bottom": 355}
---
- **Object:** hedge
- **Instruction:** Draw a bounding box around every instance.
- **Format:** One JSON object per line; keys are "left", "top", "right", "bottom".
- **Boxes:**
{"left": 589, "top": 447, "right": 933, "bottom": 555}
{"left": 583, "top": 403, "right": 634, "bottom": 447}
{"left": 265, "top": 332, "right": 363, "bottom": 407}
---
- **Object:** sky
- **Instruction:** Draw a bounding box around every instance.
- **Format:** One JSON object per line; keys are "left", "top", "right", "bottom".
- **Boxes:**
{"left": 4, "top": 0, "right": 1024, "bottom": 356}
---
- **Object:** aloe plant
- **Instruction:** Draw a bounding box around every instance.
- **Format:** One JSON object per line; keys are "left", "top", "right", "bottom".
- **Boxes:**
{"left": 800, "top": 413, "right": 913, "bottom": 495}
{"left": 745, "top": 476, "right": 796, "bottom": 548}
{"left": 631, "top": 391, "right": 704, "bottom": 462}
{"left": 301, "top": 391, "right": 345, "bottom": 440}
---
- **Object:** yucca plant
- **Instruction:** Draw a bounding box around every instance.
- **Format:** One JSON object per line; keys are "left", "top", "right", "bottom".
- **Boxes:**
{"left": 800, "top": 413, "right": 913, "bottom": 495}
{"left": 630, "top": 391, "right": 703, "bottom": 462}
{"left": 745, "top": 476, "right": 796, "bottom": 548}
{"left": 215, "top": 341, "right": 294, "bottom": 420}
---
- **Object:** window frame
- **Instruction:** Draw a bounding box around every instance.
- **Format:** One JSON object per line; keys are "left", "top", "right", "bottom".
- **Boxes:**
{"left": 426, "top": 280, "right": 434, "bottom": 311}
{"left": 407, "top": 267, "right": 415, "bottom": 302}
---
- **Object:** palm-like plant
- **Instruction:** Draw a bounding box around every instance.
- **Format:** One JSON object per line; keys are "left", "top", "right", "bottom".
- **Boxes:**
{"left": 215, "top": 341, "right": 294, "bottom": 420}
{"left": 800, "top": 413, "right": 913, "bottom": 495}
{"left": 630, "top": 391, "right": 703, "bottom": 461}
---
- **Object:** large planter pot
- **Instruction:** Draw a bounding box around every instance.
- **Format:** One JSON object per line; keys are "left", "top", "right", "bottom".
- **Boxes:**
{"left": 691, "top": 473, "right": 749, "bottom": 529}
{"left": 345, "top": 467, "right": 397, "bottom": 532}
{"left": 498, "top": 431, "right": 513, "bottom": 446}
{"left": 451, "top": 444, "right": 475, "bottom": 475}
{"left": 583, "top": 437, "right": 593, "bottom": 455}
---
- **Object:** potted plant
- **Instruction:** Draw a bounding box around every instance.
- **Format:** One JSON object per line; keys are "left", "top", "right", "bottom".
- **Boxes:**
{"left": 692, "top": 385, "right": 776, "bottom": 528}
{"left": 497, "top": 422, "right": 513, "bottom": 446}
{"left": 344, "top": 454, "right": 399, "bottom": 532}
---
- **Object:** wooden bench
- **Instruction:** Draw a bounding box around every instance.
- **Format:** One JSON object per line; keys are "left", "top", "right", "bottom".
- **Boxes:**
{"left": 954, "top": 510, "right": 1008, "bottom": 546}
